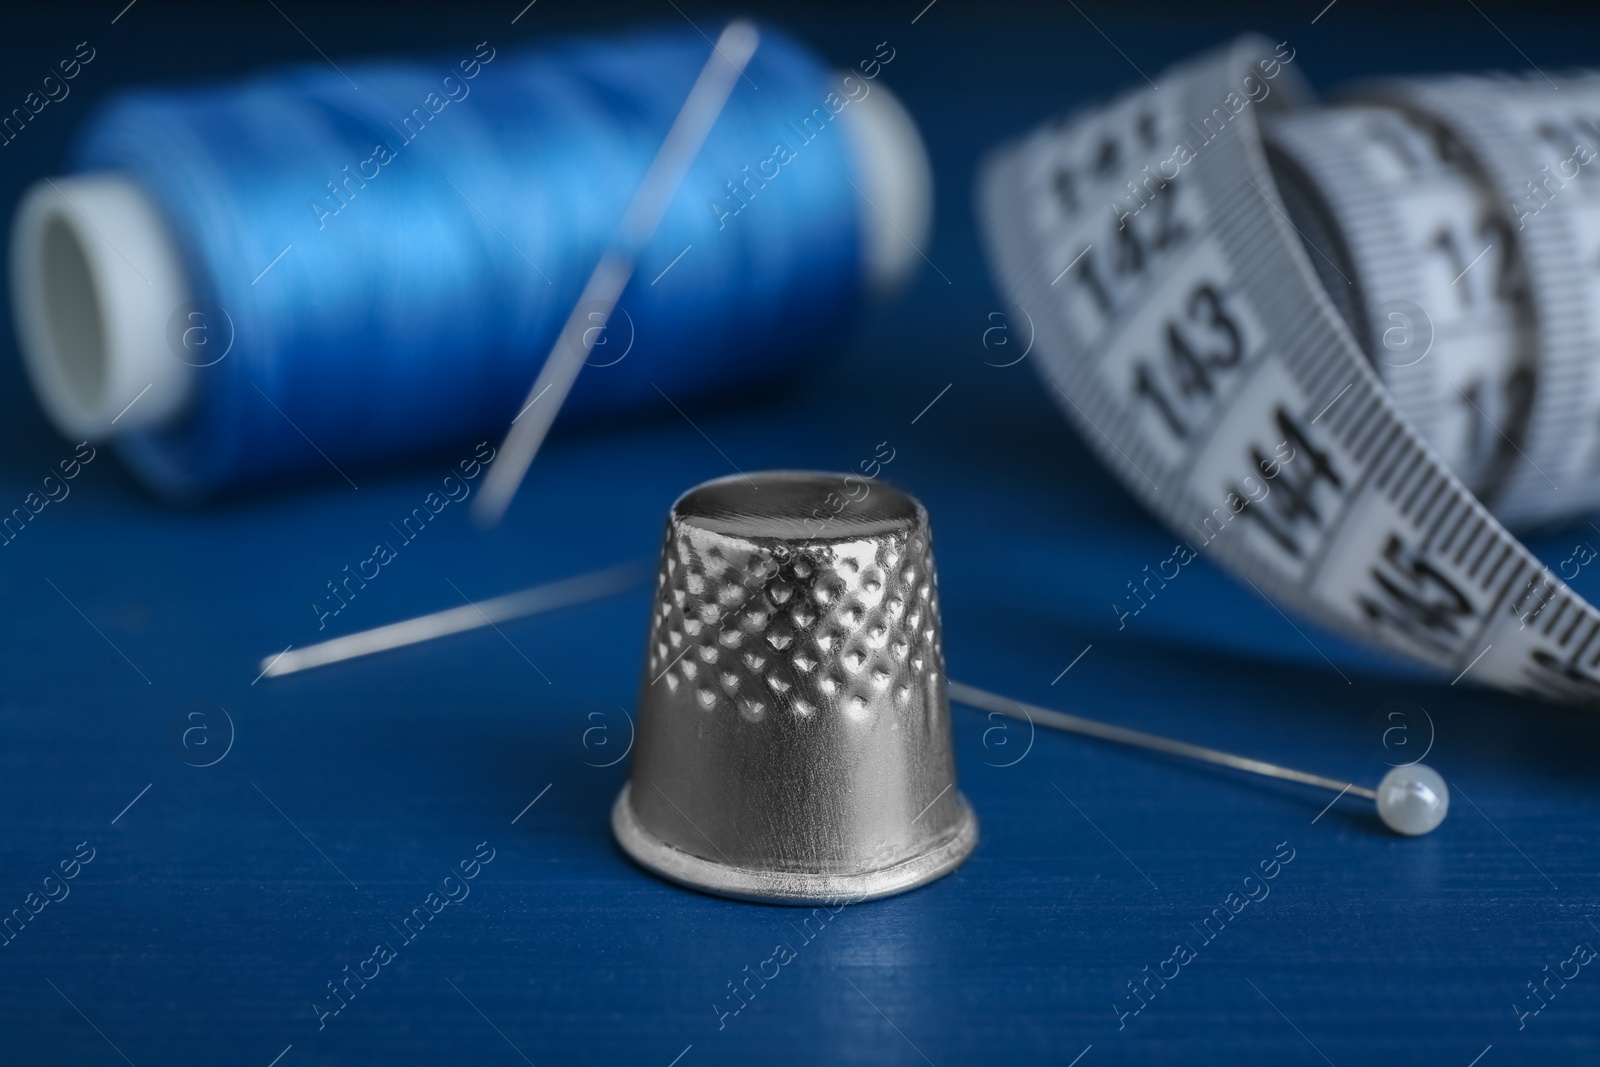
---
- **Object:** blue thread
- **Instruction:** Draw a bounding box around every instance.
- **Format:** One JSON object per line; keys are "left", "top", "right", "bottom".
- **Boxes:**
{"left": 70, "top": 26, "right": 864, "bottom": 497}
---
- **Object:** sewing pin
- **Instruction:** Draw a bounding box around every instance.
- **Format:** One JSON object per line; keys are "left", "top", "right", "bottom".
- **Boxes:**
{"left": 257, "top": 561, "right": 647, "bottom": 679}
{"left": 473, "top": 20, "right": 761, "bottom": 527}
{"left": 948, "top": 681, "right": 1449, "bottom": 835}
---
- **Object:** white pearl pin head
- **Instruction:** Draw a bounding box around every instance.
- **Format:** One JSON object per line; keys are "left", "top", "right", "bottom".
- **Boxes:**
{"left": 1375, "top": 763, "right": 1450, "bottom": 836}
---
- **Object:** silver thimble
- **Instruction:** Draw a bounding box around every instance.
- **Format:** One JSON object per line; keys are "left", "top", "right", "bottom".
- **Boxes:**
{"left": 612, "top": 470, "right": 978, "bottom": 904}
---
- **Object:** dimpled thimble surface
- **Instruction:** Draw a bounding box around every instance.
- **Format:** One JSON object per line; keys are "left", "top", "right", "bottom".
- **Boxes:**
{"left": 612, "top": 471, "right": 978, "bottom": 904}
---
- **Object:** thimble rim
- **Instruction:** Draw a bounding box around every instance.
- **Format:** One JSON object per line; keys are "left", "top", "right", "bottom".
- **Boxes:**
{"left": 610, "top": 783, "right": 978, "bottom": 905}
{"left": 671, "top": 469, "right": 924, "bottom": 543}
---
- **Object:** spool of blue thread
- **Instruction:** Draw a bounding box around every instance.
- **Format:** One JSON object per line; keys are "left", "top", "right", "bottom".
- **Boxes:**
{"left": 7, "top": 26, "right": 930, "bottom": 498}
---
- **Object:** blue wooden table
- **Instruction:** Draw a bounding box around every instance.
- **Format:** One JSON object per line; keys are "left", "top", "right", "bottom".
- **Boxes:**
{"left": 2, "top": 3, "right": 1598, "bottom": 1063}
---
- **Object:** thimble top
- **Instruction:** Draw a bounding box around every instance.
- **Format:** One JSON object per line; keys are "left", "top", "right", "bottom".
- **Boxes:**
{"left": 614, "top": 470, "right": 976, "bottom": 904}
{"left": 674, "top": 471, "right": 924, "bottom": 540}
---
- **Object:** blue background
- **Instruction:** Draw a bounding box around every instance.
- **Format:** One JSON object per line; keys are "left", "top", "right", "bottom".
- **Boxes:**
{"left": 2, "top": 2, "right": 1599, "bottom": 1064}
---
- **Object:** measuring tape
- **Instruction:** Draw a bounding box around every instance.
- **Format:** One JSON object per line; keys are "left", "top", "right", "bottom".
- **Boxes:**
{"left": 1264, "top": 104, "right": 1536, "bottom": 504}
{"left": 977, "top": 36, "right": 1600, "bottom": 708}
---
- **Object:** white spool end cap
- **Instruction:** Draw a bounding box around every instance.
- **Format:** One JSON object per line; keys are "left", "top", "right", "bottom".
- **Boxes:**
{"left": 836, "top": 75, "right": 935, "bottom": 298}
{"left": 10, "top": 174, "right": 195, "bottom": 439}
{"left": 1375, "top": 763, "right": 1450, "bottom": 836}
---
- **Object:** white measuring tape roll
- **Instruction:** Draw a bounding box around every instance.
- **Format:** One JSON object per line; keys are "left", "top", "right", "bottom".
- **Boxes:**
{"left": 977, "top": 35, "right": 1600, "bottom": 707}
